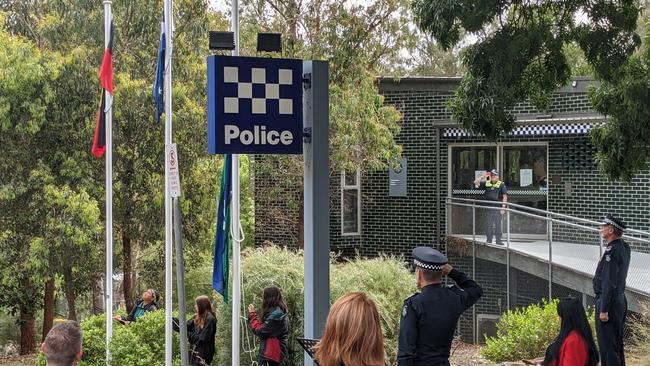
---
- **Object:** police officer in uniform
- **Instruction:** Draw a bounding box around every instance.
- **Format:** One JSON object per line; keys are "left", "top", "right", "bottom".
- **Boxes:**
{"left": 473, "top": 169, "right": 508, "bottom": 245}
{"left": 594, "top": 214, "right": 631, "bottom": 366}
{"left": 397, "top": 247, "right": 483, "bottom": 366}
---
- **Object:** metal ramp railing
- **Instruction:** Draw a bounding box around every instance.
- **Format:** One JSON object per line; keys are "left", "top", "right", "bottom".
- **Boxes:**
{"left": 445, "top": 197, "right": 650, "bottom": 343}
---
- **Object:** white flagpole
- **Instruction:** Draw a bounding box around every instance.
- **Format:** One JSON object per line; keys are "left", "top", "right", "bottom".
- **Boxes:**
{"left": 231, "top": 0, "right": 241, "bottom": 364}
{"left": 164, "top": 0, "right": 174, "bottom": 365}
{"left": 103, "top": 1, "right": 113, "bottom": 364}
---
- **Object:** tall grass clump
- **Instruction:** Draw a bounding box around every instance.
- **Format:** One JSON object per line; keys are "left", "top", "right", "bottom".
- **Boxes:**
{"left": 215, "top": 245, "right": 416, "bottom": 365}
{"left": 628, "top": 301, "right": 650, "bottom": 366}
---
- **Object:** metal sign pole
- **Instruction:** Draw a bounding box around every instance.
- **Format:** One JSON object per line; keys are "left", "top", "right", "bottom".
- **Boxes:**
{"left": 103, "top": 1, "right": 113, "bottom": 364}
{"left": 163, "top": 0, "right": 174, "bottom": 364}
{"left": 174, "top": 197, "right": 189, "bottom": 366}
{"left": 302, "top": 60, "right": 330, "bottom": 366}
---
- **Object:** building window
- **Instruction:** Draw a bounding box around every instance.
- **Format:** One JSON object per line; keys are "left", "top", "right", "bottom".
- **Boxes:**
{"left": 341, "top": 170, "right": 361, "bottom": 235}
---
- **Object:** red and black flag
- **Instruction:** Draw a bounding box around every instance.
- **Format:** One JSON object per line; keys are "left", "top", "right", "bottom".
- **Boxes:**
{"left": 92, "top": 21, "right": 114, "bottom": 158}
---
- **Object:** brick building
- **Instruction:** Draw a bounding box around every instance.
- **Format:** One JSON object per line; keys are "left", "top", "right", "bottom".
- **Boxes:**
{"left": 254, "top": 77, "right": 650, "bottom": 341}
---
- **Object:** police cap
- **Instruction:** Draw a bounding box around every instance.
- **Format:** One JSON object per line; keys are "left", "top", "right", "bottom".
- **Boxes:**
{"left": 412, "top": 246, "right": 448, "bottom": 270}
{"left": 602, "top": 214, "right": 626, "bottom": 231}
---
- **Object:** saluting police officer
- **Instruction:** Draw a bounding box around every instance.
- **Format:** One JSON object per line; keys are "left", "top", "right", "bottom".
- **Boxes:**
{"left": 594, "top": 214, "right": 631, "bottom": 366}
{"left": 397, "top": 247, "right": 483, "bottom": 366}
{"left": 473, "top": 169, "right": 508, "bottom": 245}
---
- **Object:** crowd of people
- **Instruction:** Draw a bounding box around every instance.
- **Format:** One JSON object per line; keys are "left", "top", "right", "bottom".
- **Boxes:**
{"left": 41, "top": 215, "right": 630, "bottom": 366}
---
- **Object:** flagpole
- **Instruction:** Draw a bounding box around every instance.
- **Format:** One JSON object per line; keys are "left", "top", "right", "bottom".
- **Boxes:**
{"left": 103, "top": 0, "right": 113, "bottom": 364}
{"left": 163, "top": 0, "right": 174, "bottom": 365}
{"left": 231, "top": 0, "right": 241, "bottom": 364}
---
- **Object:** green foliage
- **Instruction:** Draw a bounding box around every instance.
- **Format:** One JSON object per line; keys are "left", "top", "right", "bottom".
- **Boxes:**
{"left": 481, "top": 299, "right": 560, "bottom": 363}
{"left": 42, "top": 311, "right": 183, "bottom": 366}
{"left": 215, "top": 246, "right": 416, "bottom": 366}
{"left": 588, "top": 54, "right": 650, "bottom": 181}
{"left": 412, "top": 0, "right": 641, "bottom": 140}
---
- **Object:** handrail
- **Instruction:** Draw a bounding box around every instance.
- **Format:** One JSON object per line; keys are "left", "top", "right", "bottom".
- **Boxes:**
{"left": 446, "top": 197, "right": 650, "bottom": 239}
{"left": 445, "top": 197, "right": 650, "bottom": 342}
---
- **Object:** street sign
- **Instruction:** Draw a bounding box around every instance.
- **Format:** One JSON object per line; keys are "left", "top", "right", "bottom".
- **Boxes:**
{"left": 207, "top": 55, "right": 304, "bottom": 154}
{"left": 167, "top": 144, "right": 181, "bottom": 197}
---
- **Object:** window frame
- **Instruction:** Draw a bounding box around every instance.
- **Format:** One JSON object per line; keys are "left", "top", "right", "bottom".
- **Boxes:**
{"left": 340, "top": 169, "right": 361, "bottom": 236}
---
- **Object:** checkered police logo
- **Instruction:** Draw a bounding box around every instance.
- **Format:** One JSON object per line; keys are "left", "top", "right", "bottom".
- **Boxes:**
{"left": 207, "top": 55, "right": 303, "bottom": 155}
{"left": 222, "top": 66, "right": 294, "bottom": 115}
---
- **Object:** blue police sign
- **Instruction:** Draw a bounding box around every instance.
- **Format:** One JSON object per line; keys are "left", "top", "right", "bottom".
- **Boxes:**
{"left": 207, "top": 55, "right": 303, "bottom": 154}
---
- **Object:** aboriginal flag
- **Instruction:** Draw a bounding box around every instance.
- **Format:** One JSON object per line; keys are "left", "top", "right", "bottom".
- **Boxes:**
{"left": 92, "top": 21, "right": 114, "bottom": 158}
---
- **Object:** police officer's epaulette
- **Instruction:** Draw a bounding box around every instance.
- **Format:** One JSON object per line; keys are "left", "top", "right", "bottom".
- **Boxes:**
{"left": 404, "top": 292, "right": 419, "bottom": 302}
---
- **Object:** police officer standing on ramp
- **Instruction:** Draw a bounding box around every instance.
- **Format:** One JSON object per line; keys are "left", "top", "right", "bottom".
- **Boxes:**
{"left": 473, "top": 169, "right": 508, "bottom": 245}
{"left": 594, "top": 214, "right": 631, "bottom": 366}
{"left": 397, "top": 247, "right": 483, "bottom": 366}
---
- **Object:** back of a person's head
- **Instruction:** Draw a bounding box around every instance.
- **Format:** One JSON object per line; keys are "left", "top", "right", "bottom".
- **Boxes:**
{"left": 314, "top": 292, "right": 384, "bottom": 366}
{"left": 42, "top": 321, "right": 82, "bottom": 366}
{"left": 557, "top": 297, "right": 591, "bottom": 337}
{"left": 262, "top": 285, "right": 287, "bottom": 319}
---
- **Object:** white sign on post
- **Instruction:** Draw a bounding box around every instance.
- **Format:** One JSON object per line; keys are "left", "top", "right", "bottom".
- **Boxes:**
{"left": 167, "top": 144, "right": 181, "bottom": 198}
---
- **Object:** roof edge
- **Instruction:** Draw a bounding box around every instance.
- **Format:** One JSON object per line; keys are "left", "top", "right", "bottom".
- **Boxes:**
{"left": 378, "top": 76, "right": 601, "bottom": 93}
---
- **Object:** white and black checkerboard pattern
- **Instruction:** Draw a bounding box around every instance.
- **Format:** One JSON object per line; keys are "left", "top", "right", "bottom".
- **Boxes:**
{"left": 222, "top": 66, "right": 294, "bottom": 115}
{"left": 443, "top": 123, "right": 594, "bottom": 138}
{"left": 452, "top": 189, "right": 548, "bottom": 196}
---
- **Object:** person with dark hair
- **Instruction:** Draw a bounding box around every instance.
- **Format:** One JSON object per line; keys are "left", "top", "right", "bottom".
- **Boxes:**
{"left": 543, "top": 297, "right": 599, "bottom": 366}
{"left": 174, "top": 295, "right": 217, "bottom": 365}
{"left": 41, "top": 321, "right": 83, "bottom": 366}
{"left": 114, "top": 288, "right": 159, "bottom": 324}
{"left": 398, "top": 247, "right": 483, "bottom": 365}
{"left": 248, "top": 285, "right": 290, "bottom": 366}
{"left": 593, "top": 214, "right": 631, "bottom": 366}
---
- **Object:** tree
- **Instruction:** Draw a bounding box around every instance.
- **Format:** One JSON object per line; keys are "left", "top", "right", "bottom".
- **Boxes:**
{"left": 0, "top": 0, "right": 226, "bottom": 312}
{"left": 412, "top": 0, "right": 641, "bottom": 140}
{"left": 34, "top": 184, "right": 101, "bottom": 321}
{"left": 0, "top": 20, "right": 56, "bottom": 354}
{"left": 236, "top": 0, "right": 407, "bottom": 247}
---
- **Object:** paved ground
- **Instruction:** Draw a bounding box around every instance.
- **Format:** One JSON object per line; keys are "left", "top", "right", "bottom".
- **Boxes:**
{"left": 457, "top": 235, "right": 650, "bottom": 296}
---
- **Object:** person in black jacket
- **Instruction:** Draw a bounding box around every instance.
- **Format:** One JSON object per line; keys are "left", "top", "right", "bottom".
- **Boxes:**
{"left": 174, "top": 295, "right": 217, "bottom": 366}
{"left": 248, "top": 286, "right": 290, "bottom": 366}
{"left": 114, "top": 288, "right": 159, "bottom": 324}
{"left": 397, "top": 247, "right": 483, "bottom": 366}
{"left": 593, "top": 215, "right": 631, "bottom": 366}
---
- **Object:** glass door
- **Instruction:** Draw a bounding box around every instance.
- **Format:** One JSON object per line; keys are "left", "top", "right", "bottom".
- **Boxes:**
{"left": 501, "top": 145, "right": 548, "bottom": 237}
{"left": 449, "top": 144, "right": 548, "bottom": 239}
{"left": 449, "top": 145, "right": 497, "bottom": 235}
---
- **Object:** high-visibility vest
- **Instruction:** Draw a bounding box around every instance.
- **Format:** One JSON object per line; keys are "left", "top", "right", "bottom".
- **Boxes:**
{"left": 485, "top": 180, "right": 503, "bottom": 189}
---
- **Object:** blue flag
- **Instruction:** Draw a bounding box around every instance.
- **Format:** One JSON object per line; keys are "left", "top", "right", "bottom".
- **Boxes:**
{"left": 213, "top": 155, "right": 232, "bottom": 302}
{"left": 153, "top": 12, "right": 165, "bottom": 124}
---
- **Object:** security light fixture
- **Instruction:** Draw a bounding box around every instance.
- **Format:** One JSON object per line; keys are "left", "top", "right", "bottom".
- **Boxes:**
{"left": 209, "top": 31, "right": 235, "bottom": 50}
{"left": 257, "top": 33, "right": 282, "bottom": 52}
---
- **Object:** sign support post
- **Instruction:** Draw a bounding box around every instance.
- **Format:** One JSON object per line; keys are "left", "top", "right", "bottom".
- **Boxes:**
{"left": 302, "top": 60, "right": 330, "bottom": 366}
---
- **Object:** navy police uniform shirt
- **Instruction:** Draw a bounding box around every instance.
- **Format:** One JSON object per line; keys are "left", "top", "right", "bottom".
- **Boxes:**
{"left": 479, "top": 180, "right": 507, "bottom": 202}
{"left": 397, "top": 269, "right": 483, "bottom": 366}
{"left": 593, "top": 238, "right": 631, "bottom": 313}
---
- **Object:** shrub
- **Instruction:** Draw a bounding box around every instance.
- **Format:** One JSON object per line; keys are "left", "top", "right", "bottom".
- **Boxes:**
{"left": 38, "top": 246, "right": 416, "bottom": 366}
{"left": 37, "top": 311, "right": 183, "bottom": 366}
{"left": 215, "top": 246, "right": 416, "bottom": 366}
{"left": 481, "top": 299, "right": 560, "bottom": 363}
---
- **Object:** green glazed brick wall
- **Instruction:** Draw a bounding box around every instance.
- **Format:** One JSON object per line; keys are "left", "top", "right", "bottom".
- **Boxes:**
{"left": 254, "top": 80, "right": 649, "bottom": 340}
